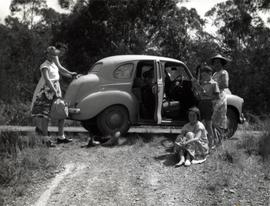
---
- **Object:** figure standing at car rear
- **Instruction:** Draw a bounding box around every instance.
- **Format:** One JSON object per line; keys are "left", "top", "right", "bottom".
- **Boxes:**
{"left": 196, "top": 66, "right": 220, "bottom": 149}
{"left": 31, "top": 46, "right": 77, "bottom": 146}
{"left": 211, "top": 54, "right": 230, "bottom": 134}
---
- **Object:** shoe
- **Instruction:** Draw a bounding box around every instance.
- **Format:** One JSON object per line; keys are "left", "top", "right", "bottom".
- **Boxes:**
{"left": 102, "top": 137, "right": 118, "bottom": 147}
{"left": 191, "top": 158, "right": 206, "bottom": 164}
{"left": 46, "top": 140, "right": 56, "bottom": 147}
{"left": 57, "top": 136, "right": 73, "bottom": 144}
{"left": 86, "top": 139, "right": 100, "bottom": 147}
{"left": 184, "top": 159, "right": 191, "bottom": 167}
{"left": 211, "top": 145, "right": 216, "bottom": 150}
{"left": 175, "top": 159, "right": 185, "bottom": 167}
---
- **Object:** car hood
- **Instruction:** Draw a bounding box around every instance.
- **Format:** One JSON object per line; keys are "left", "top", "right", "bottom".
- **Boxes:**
{"left": 65, "top": 73, "right": 100, "bottom": 106}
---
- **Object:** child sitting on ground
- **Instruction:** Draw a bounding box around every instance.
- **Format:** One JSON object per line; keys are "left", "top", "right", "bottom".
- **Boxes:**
{"left": 174, "top": 107, "right": 209, "bottom": 167}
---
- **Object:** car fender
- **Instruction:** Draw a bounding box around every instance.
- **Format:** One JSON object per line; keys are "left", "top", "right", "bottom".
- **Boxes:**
{"left": 69, "top": 90, "right": 138, "bottom": 122}
{"left": 227, "top": 94, "right": 244, "bottom": 122}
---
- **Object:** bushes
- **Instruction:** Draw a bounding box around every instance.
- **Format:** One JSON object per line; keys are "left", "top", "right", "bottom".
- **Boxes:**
{"left": 0, "top": 100, "right": 32, "bottom": 126}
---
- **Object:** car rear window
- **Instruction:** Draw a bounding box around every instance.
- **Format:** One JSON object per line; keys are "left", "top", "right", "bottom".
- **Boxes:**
{"left": 113, "top": 63, "right": 134, "bottom": 79}
{"left": 89, "top": 63, "right": 102, "bottom": 73}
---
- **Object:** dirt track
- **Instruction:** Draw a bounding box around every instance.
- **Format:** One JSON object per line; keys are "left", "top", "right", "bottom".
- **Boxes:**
{"left": 8, "top": 131, "right": 270, "bottom": 206}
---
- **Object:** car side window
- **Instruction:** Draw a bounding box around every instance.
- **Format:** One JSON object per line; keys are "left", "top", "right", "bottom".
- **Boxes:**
{"left": 165, "top": 64, "right": 189, "bottom": 81}
{"left": 113, "top": 63, "right": 134, "bottom": 79}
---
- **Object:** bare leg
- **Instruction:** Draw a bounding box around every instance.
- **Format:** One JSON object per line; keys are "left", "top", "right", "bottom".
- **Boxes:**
{"left": 58, "top": 119, "right": 65, "bottom": 136}
{"left": 185, "top": 152, "right": 192, "bottom": 166}
{"left": 57, "top": 119, "right": 73, "bottom": 143}
{"left": 175, "top": 149, "right": 185, "bottom": 167}
{"left": 40, "top": 118, "right": 49, "bottom": 136}
{"left": 205, "top": 120, "right": 215, "bottom": 148}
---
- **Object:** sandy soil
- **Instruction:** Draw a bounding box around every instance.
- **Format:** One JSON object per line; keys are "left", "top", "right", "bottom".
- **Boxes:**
{"left": 6, "top": 132, "right": 270, "bottom": 206}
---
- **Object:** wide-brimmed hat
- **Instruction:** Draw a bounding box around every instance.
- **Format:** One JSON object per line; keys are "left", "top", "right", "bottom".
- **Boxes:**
{"left": 210, "top": 54, "right": 230, "bottom": 66}
{"left": 46, "top": 46, "right": 60, "bottom": 56}
{"left": 200, "top": 66, "right": 213, "bottom": 73}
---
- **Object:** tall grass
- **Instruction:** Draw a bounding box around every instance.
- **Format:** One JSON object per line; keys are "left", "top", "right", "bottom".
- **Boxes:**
{"left": 200, "top": 117, "right": 270, "bottom": 205}
{"left": 0, "top": 131, "right": 60, "bottom": 204}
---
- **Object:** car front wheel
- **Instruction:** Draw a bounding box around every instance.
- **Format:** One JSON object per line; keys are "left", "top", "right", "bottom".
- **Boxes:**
{"left": 97, "top": 105, "right": 130, "bottom": 136}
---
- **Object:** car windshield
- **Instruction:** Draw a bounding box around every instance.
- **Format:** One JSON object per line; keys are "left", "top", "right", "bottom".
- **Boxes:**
{"left": 88, "top": 62, "right": 102, "bottom": 73}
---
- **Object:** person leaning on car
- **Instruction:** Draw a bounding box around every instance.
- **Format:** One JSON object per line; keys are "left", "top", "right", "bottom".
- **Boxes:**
{"left": 211, "top": 54, "right": 230, "bottom": 133}
{"left": 31, "top": 46, "right": 78, "bottom": 147}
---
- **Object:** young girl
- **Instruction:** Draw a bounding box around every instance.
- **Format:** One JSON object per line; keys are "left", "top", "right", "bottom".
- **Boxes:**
{"left": 174, "top": 107, "right": 209, "bottom": 167}
{"left": 197, "top": 66, "right": 220, "bottom": 148}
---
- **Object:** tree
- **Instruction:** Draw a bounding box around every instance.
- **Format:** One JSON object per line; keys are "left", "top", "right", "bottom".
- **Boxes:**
{"left": 206, "top": 0, "right": 270, "bottom": 114}
{"left": 9, "top": 0, "right": 47, "bottom": 29}
{"left": 53, "top": 0, "right": 206, "bottom": 73}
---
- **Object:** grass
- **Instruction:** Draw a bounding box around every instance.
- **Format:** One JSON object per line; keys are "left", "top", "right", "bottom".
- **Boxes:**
{"left": 0, "top": 131, "right": 60, "bottom": 205}
{"left": 200, "top": 117, "right": 270, "bottom": 205}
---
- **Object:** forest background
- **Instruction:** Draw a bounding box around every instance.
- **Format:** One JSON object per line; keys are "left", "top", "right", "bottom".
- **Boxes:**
{"left": 0, "top": 0, "right": 270, "bottom": 125}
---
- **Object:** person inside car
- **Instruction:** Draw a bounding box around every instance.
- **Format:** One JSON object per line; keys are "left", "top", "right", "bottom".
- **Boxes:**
{"left": 141, "top": 68, "right": 155, "bottom": 118}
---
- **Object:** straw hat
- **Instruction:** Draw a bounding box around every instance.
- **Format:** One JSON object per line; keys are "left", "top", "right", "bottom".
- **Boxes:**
{"left": 210, "top": 54, "right": 230, "bottom": 66}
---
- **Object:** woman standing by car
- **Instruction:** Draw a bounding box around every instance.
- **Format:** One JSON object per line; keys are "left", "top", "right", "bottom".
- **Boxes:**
{"left": 31, "top": 46, "right": 77, "bottom": 146}
{"left": 211, "top": 54, "right": 230, "bottom": 136}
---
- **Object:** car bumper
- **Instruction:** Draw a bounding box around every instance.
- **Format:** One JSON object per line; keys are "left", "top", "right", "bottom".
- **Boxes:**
{"left": 239, "top": 113, "right": 246, "bottom": 124}
{"left": 68, "top": 108, "right": 80, "bottom": 114}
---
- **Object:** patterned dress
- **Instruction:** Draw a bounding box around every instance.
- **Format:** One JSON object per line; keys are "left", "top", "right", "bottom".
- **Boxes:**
{"left": 31, "top": 60, "right": 61, "bottom": 119}
{"left": 212, "top": 70, "right": 229, "bottom": 129}
{"left": 175, "top": 121, "right": 209, "bottom": 160}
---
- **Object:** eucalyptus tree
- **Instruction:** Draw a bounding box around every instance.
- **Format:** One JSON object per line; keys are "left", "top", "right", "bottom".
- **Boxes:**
{"left": 206, "top": 0, "right": 270, "bottom": 114}
{"left": 53, "top": 0, "right": 207, "bottom": 74}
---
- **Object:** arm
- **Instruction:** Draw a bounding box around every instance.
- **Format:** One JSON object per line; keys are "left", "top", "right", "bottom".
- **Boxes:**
{"left": 219, "top": 71, "right": 229, "bottom": 89}
{"left": 54, "top": 56, "right": 77, "bottom": 78}
{"left": 42, "top": 68, "right": 59, "bottom": 97}
{"left": 184, "top": 130, "right": 202, "bottom": 144}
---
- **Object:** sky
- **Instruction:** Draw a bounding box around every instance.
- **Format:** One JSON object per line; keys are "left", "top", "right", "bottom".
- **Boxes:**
{"left": 0, "top": 0, "right": 225, "bottom": 35}
{"left": 0, "top": 0, "right": 268, "bottom": 34}
{"left": 0, "top": 0, "right": 69, "bottom": 23}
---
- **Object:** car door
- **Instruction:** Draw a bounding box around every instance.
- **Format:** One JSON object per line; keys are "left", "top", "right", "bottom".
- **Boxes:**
{"left": 154, "top": 60, "right": 164, "bottom": 124}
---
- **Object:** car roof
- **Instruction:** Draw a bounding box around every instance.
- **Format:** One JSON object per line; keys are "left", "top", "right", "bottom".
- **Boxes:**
{"left": 97, "top": 55, "right": 185, "bottom": 65}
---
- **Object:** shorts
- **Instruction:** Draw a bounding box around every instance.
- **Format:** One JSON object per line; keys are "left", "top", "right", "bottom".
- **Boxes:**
{"left": 198, "top": 99, "right": 214, "bottom": 121}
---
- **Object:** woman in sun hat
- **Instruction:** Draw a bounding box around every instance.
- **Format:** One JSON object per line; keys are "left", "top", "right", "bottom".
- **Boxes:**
{"left": 31, "top": 46, "right": 78, "bottom": 146}
{"left": 210, "top": 54, "right": 230, "bottom": 135}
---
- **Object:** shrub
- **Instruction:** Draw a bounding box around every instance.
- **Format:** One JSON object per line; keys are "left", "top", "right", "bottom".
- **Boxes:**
{"left": 0, "top": 100, "right": 33, "bottom": 126}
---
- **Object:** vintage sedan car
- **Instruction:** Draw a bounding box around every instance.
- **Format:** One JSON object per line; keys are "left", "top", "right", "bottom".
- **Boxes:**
{"left": 65, "top": 55, "right": 245, "bottom": 137}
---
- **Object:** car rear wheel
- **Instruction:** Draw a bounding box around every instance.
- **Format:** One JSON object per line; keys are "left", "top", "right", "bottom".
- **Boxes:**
{"left": 226, "top": 107, "right": 238, "bottom": 138}
{"left": 97, "top": 105, "right": 130, "bottom": 136}
{"left": 81, "top": 120, "right": 101, "bottom": 135}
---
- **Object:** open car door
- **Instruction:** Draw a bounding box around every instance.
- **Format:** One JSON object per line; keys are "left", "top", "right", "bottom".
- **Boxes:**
{"left": 154, "top": 60, "right": 164, "bottom": 124}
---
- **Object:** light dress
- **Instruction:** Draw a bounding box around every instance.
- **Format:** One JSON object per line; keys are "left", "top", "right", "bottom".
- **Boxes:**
{"left": 31, "top": 60, "right": 61, "bottom": 119}
{"left": 175, "top": 121, "right": 209, "bottom": 160}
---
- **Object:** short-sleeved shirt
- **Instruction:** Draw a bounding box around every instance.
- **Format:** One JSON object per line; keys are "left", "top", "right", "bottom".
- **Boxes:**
{"left": 199, "top": 79, "right": 219, "bottom": 100}
{"left": 182, "top": 121, "right": 208, "bottom": 144}
{"left": 40, "top": 60, "right": 59, "bottom": 81}
{"left": 213, "top": 70, "right": 229, "bottom": 90}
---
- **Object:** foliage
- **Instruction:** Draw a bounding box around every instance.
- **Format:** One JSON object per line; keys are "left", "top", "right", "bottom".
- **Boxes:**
{"left": 0, "top": 0, "right": 270, "bottom": 119}
{"left": 53, "top": 0, "right": 207, "bottom": 73}
{"left": 206, "top": 0, "right": 270, "bottom": 114}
